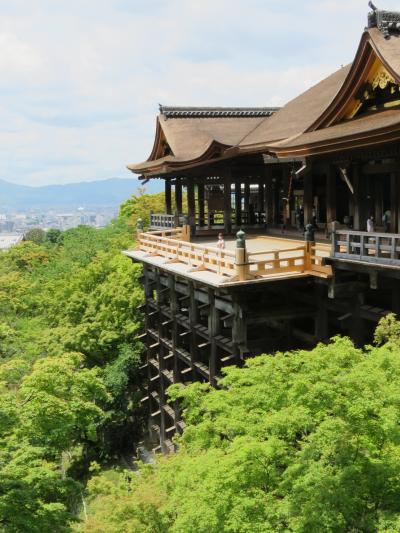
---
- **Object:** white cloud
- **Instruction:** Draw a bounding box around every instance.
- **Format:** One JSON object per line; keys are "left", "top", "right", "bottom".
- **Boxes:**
{"left": 0, "top": 0, "right": 385, "bottom": 185}
{"left": 0, "top": 32, "right": 43, "bottom": 81}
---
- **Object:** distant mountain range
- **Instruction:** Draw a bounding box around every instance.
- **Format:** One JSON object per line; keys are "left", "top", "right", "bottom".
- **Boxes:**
{"left": 0, "top": 178, "right": 163, "bottom": 210}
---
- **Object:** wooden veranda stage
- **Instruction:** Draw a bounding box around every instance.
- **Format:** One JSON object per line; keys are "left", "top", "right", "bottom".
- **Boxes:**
{"left": 124, "top": 226, "right": 332, "bottom": 288}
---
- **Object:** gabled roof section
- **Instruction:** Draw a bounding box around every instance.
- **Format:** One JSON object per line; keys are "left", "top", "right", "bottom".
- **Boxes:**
{"left": 128, "top": 106, "right": 279, "bottom": 175}
{"left": 147, "top": 118, "right": 174, "bottom": 161}
{"left": 308, "top": 26, "right": 400, "bottom": 131}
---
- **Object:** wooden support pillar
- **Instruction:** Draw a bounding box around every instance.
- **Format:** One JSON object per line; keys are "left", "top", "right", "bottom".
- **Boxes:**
{"left": 235, "top": 180, "right": 242, "bottom": 227}
{"left": 198, "top": 183, "right": 205, "bottom": 227}
{"left": 175, "top": 178, "right": 182, "bottom": 215}
{"left": 168, "top": 274, "right": 179, "bottom": 384}
{"left": 187, "top": 181, "right": 196, "bottom": 235}
{"left": 165, "top": 179, "right": 172, "bottom": 215}
{"left": 223, "top": 171, "right": 232, "bottom": 234}
{"left": 188, "top": 282, "right": 199, "bottom": 380}
{"left": 143, "top": 266, "right": 156, "bottom": 440}
{"left": 208, "top": 289, "right": 220, "bottom": 387}
{"left": 374, "top": 177, "right": 383, "bottom": 228}
{"left": 265, "top": 168, "right": 273, "bottom": 225}
{"left": 390, "top": 172, "right": 400, "bottom": 233}
{"left": 303, "top": 172, "right": 313, "bottom": 226}
{"left": 281, "top": 168, "right": 290, "bottom": 228}
{"left": 258, "top": 182, "right": 264, "bottom": 214}
{"left": 326, "top": 165, "right": 337, "bottom": 227}
{"left": 353, "top": 163, "right": 368, "bottom": 231}
{"left": 232, "top": 299, "right": 247, "bottom": 360}
{"left": 155, "top": 271, "right": 166, "bottom": 450}
{"left": 244, "top": 182, "right": 250, "bottom": 225}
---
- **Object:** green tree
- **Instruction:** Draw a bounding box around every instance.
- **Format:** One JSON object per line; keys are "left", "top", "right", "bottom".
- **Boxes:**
{"left": 46, "top": 228, "right": 63, "bottom": 244}
{"left": 119, "top": 190, "right": 166, "bottom": 228}
{"left": 25, "top": 228, "right": 46, "bottom": 244}
{"left": 119, "top": 188, "right": 186, "bottom": 229}
{"left": 0, "top": 352, "right": 108, "bottom": 532}
{"left": 80, "top": 333, "right": 400, "bottom": 533}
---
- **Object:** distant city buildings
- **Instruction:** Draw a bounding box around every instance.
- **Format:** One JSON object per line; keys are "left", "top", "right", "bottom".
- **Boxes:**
{"left": 0, "top": 234, "right": 24, "bottom": 251}
{"left": 0, "top": 207, "right": 117, "bottom": 235}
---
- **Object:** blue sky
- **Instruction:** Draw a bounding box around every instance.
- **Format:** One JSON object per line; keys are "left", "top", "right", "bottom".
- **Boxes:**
{"left": 1, "top": 0, "right": 399, "bottom": 186}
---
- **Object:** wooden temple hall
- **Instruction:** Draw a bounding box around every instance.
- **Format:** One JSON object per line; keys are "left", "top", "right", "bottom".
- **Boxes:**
{"left": 125, "top": 6, "right": 400, "bottom": 452}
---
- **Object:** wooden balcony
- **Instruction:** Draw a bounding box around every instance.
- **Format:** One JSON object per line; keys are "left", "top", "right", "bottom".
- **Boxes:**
{"left": 124, "top": 225, "right": 332, "bottom": 288}
{"left": 332, "top": 229, "right": 400, "bottom": 267}
{"left": 150, "top": 213, "right": 182, "bottom": 229}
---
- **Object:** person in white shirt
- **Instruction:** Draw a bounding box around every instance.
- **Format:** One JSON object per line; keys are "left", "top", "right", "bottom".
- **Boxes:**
{"left": 367, "top": 215, "right": 375, "bottom": 233}
{"left": 217, "top": 232, "right": 225, "bottom": 249}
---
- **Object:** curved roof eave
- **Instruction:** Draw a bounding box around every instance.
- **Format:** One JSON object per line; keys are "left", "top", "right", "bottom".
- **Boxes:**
{"left": 268, "top": 122, "right": 400, "bottom": 159}
{"left": 127, "top": 139, "right": 233, "bottom": 176}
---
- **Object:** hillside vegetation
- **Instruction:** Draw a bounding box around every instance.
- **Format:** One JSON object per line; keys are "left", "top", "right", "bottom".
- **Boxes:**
{"left": 2, "top": 191, "right": 400, "bottom": 532}
{"left": 0, "top": 192, "right": 159, "bottom": 532}
{"left": 76, "top": 322, "right": 400, "bottom": 533}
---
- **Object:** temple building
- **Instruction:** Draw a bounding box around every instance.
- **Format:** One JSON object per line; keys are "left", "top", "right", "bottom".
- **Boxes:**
{"left": 125, "top": 6, "right": 400, "bottom": 452}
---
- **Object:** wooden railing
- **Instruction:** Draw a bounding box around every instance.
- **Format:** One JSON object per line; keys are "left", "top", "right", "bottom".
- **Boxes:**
{"left": 312, "top": 242, "right": 333, "bottom": 275}
{"left": 247, "top": 246, "right": 306, "bottom": 276}
{"left": 332, "top": 229, "right": 400, "bottom": 266}
{"left": 137, "top": 228, "right": 236, "bottom": 277}
{"left": 136, "top": 227, "right": 332, "bottom": 281}
{"left": 150, "top": 213, "right": 181, "bottom": 229}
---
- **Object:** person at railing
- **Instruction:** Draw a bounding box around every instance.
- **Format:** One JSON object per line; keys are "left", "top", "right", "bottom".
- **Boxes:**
{"left": 217, "top": 232, "right": 225, "bottom": 250}
{"left": 382, "top": 209, "right": 391, "bottom": 233}
{"left": 367, "top": 215, "right": 375, "bottom": 233}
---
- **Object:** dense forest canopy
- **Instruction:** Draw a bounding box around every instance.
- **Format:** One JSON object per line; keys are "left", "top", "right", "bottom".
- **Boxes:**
{"left": 1, "top": 190, "right": 400, "bottom": 532}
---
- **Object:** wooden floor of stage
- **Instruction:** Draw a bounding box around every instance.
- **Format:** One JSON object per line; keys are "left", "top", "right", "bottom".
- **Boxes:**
{"left": 125, "top": 231, "right": 332, "bottom": 288}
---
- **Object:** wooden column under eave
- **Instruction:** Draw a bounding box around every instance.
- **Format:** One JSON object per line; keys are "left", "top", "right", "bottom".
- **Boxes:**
{"left": 175, "top": 178, "right": 182, "bottom": 215}
{"left": 187, "top": 181, "right": 196, "bottom": 235}
{"left": 244, "top": 182, "right": 250, "bottom": 225}
{"left": 165, "top": 179, "right": 172, "bottom": 215}
{"left": 224, "top": 172, "right": 232, "bottom": 234}
{"left": 326, "top": 165, "right": 337, "bottom": 227}
{"left": 258, "top": 182, "right": 265, "bottom": 218}
{"left": 353, "top": 163, "right": 368, "bottom": 231}
{"left": 390, "top": 171, "right": 400, "bottom": 233}
{"left": 265, "top": 167, "right": 273, "bottom": 225}
{"left": 281, "top": 168, "right": 290, "bottom": 227}
{"left": 303, "top": 172, "right": 313, "bottom": 226}
{"left": 374, "top": 177, "right": 383, "bottom": 228}
{"left": 235, "top": 180, "right": 242, "bottom": 227}
{"left": 198, "top": 183, "right": 205, "bottom": 227}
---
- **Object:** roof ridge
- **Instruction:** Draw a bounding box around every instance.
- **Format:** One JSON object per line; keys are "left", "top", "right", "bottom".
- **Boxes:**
{"left": 159, "top": 105, "right": 280, "bottom": 119}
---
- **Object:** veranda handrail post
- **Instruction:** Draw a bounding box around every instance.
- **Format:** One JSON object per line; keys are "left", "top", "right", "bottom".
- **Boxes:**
{"left": 136, "top": 218, "right": 144, "bottom": 250}
{"left": 235, "top": 229, "right": 248, "bottom": 281}
{"left": 182, "top": 214, "right": 191, "bottom": 242}
{"left": 331, "top": 220, "right": 338, "bottom": 257}
{"left": 304, "top": 223, "right": 315, "bottom": 271}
